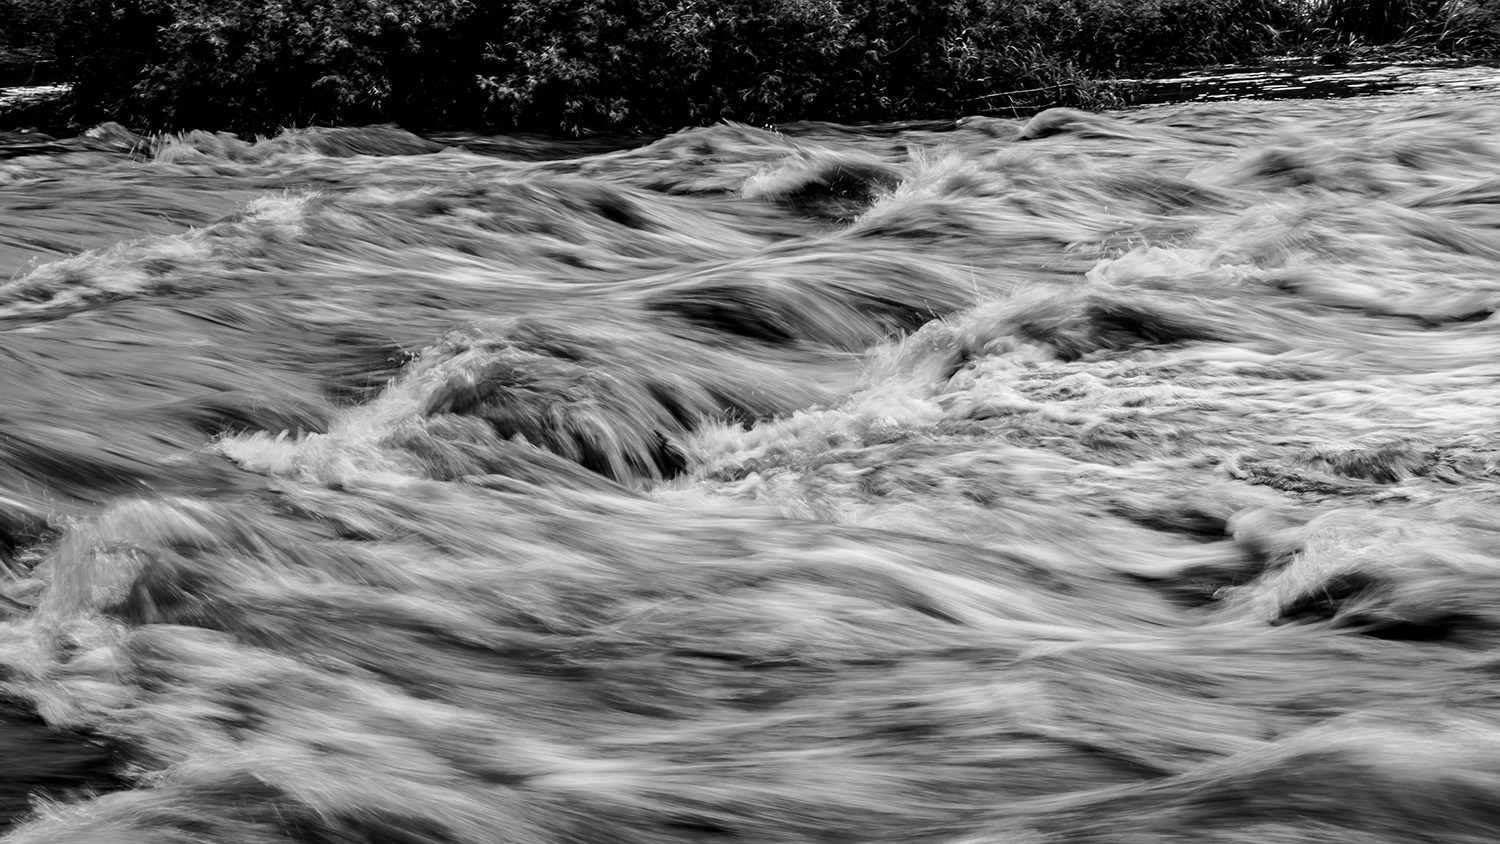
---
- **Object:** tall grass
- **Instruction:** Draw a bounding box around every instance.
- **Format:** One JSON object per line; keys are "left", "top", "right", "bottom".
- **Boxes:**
{"left": 1302, "top": 0, "right": 1500, "bottom": 53}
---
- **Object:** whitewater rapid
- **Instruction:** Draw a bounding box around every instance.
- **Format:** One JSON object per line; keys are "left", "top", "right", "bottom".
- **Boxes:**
{"left": 2, "top": 93, "right": 1500, "bottom": 843}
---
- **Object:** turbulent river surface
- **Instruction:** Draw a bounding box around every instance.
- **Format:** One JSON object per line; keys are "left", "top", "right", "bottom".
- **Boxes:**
{"left": 3, "top": 91, "right": 1500, "bottom": 843}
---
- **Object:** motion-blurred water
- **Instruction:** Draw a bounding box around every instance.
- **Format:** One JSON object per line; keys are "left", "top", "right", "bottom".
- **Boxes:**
{"left": 3, "top": 92, "right": 1500, "bottom": 843}
{"left": 1122, "top": 57, "right": 1500, "bottom": 104}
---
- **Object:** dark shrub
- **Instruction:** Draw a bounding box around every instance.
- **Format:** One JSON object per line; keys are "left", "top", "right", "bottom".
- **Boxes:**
{"left": 6, "top": 0, "right": 1490, "bottom": 134}
{"left": 13, "top": 0, "right": 495, "bottom": 131}
{"left": 1314, "top": 0, "right": 1446, "bottom": 42}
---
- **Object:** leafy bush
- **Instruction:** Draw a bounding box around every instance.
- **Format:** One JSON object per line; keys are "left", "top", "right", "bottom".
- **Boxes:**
{"left": 5, "top": 0, "right": 1493, "bottom": 134}
{"left": 479, "top": 0, "right": 860, "bottom": 132}
{"left": 477, "top": 0, "right": 1300, "bottom": 131}
{"left": 1055, "top": 0, "right": 1300, "bottom": 68}
{"left": 139, "top": 0, "right": 458, "bottom": 127}
{"left": 18, "top": 0, "right": 493, "bottom": 131}
{"left": 478, "top": 0, "right": 1133, "bottom": 131}
{"left": 0, "top": 0, "right": 49, "bottom": 51}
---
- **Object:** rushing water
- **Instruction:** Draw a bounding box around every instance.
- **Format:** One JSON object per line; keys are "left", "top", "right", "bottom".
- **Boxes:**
{"left": 1121, "top": 57, "right": 1500, "bottom": 104}
{"left": 2, "top": 91, "right": 1500, "bottom": 843}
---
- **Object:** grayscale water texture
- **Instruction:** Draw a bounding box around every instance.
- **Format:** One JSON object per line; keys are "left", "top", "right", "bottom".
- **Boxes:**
{"left": 0, "top": 87, "right": 1499, "bottom": 843}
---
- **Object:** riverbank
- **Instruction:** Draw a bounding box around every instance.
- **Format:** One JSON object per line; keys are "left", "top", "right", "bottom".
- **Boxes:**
{"left": 7, "top": 57, "right": 1500, "bottom": 145}
{"left": 0, "top": 47, "right": 54, "bottom": 84}
{"left": 1117, "top": 57, "right": 1500, "bottom": 107}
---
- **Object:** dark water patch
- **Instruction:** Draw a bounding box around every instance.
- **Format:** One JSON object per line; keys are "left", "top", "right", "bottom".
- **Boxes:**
{"left": 0, "top": 694, "right": 125, "bottom": 832}
{"left": 0, "top": 58, "right": 59, "bottom": 89}
{"left": 776, "top": 119, "right": 958, "bottom": 138}
{"left": 744, "top": 155, "right": 903, "bottom": 222}
{"left": 643, "top": 248, "right": 972, "bottom": 351}
{"left": 419, "top": 131, "right": 661, "bottom": 161}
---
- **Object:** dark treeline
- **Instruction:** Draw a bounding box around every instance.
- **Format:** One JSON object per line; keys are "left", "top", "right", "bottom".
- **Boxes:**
{"left": 2, "top": 0, "right": 1499, "bottom": 135}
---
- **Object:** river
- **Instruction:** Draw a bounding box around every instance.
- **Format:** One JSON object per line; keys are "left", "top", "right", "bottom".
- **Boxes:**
{"left": 0, "top": 80, "right": 1498, "bottom": 844}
